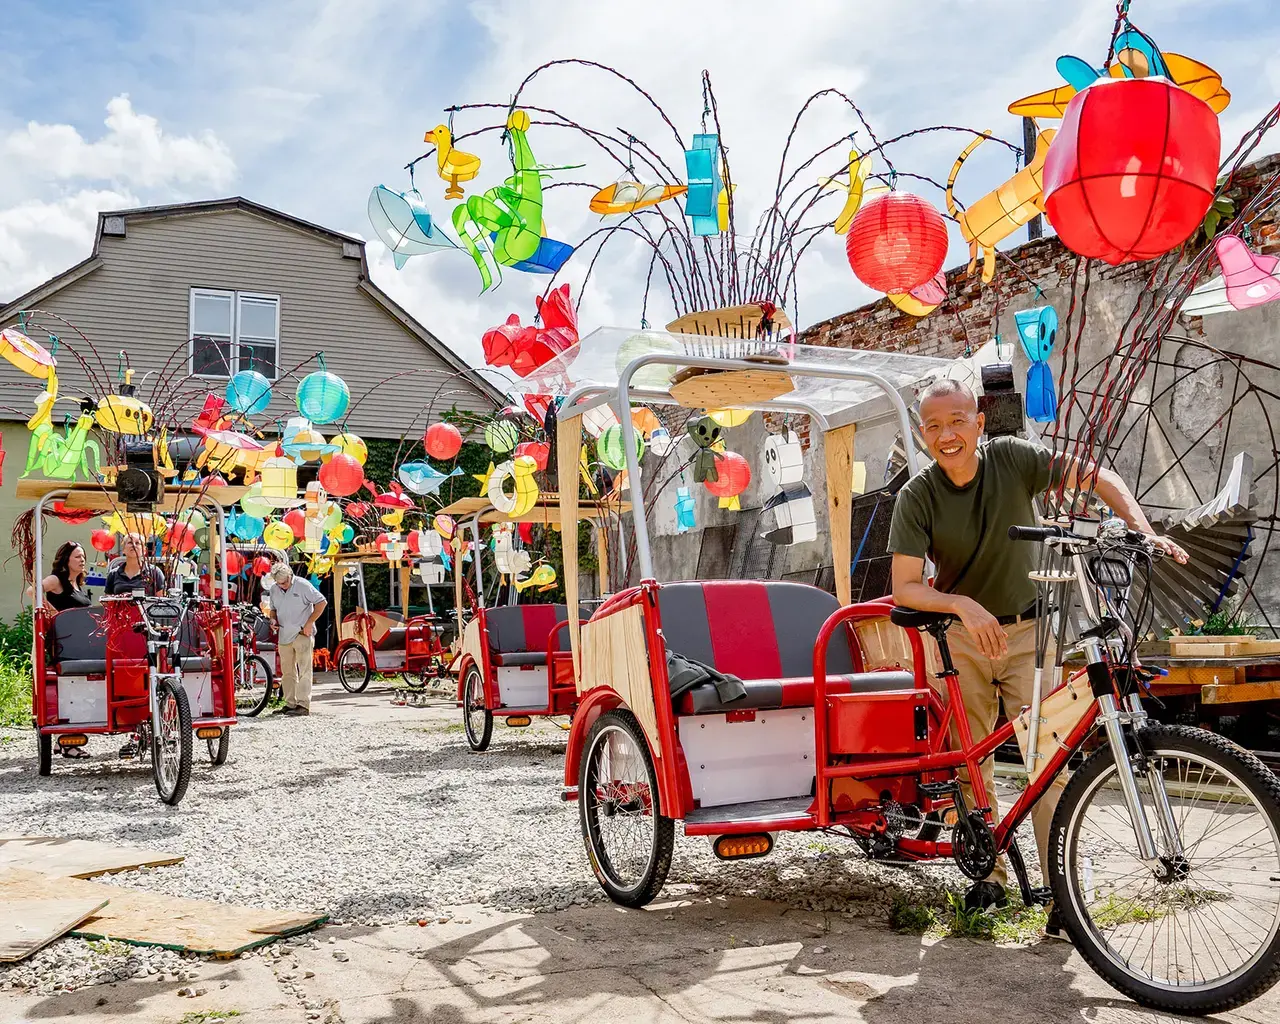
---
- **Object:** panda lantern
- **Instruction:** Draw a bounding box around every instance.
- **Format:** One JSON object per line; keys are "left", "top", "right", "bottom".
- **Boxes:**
{"left": 760, "top": 430, "right": 815, "bottom": 545}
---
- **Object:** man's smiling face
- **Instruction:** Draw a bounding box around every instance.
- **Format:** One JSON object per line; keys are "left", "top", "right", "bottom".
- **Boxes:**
{"left": 920, "top": 387, "right": 984, "bottom": 475}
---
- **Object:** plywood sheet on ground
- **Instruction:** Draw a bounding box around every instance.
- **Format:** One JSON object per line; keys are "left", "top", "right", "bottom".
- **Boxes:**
{"left": 0, "top": 836, "right": 183, "bottom": 878}
{"left": 0, "top": 897, "right": 109, "bottom": 961}
{"left": 0, "top": 870, "right": 327, "bottom": 957}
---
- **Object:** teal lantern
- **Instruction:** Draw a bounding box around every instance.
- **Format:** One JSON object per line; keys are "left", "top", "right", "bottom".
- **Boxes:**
{"left": 226, "top": 371, "right": 273, "bottom": 415}
{"left": 484, "top": 419, "right": 519, "bottom": 453}
{"left": 337, "top": 524, "right": 355, "bottom": 544}
{"left": 597, "top": 424, "right": 645, "bottom": 470}
{"left": 296, "top": 362, "right": 350, "bottom": 424}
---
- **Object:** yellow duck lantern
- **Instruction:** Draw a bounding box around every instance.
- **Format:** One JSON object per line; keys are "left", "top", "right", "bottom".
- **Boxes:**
{"left": 487, "top": 455, "right": 539, "bottom": 518}
{"left": 424, "top": 124, "right": 482, "bottom": 200}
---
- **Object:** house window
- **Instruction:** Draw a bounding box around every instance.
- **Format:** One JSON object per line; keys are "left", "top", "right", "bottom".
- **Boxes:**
{"left": 189, "top": 289, "right": 280, "bottom": 379}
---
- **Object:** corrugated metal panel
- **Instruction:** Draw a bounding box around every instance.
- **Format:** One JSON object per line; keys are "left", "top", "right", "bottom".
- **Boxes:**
{"left": 0, "top": 208, "right": 494, "bottom": 437}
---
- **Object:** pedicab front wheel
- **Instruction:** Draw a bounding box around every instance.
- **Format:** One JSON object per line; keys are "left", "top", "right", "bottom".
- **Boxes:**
{"left": 152, "top": 678, "right": 193, "bottom": 806}
{"left": 336, "top": 643, "right": 371, "bottom": 693}
{"left": 462, "top": 666, "right": 492, "bottom": 752}
{"left": 37, "top": 732, "right": 52, "bottom": 776}
{"left": 579, "top": 709, "right": 674, "bottom": 908}
{"left": 207, "top": 727, "right": 231, "bottom": 766}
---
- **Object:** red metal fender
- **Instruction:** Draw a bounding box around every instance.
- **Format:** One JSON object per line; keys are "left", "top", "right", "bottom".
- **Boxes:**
{"left": 562, "top": 685, "right": 625, "bottom": 792}
{"left": 452, "top": 653, "right": 479, "bottom": 702}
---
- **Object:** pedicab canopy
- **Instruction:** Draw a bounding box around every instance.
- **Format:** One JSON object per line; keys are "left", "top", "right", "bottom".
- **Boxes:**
{"left": 496, "top": 325, "right": 952, "bottom": 674}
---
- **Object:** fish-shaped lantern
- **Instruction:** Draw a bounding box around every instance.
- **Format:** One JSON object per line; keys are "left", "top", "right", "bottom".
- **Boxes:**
{"left": 397, "top": 461, "right": 464, "bottom": 496}
{"left": 367, "top": 185, "right": 457, "bottom": 269}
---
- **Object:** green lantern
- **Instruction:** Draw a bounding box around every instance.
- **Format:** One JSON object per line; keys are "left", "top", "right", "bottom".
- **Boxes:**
{"left": 484, "top": 419, "right": 520, "bottom": 453}
{"left": 597, "top": 424, "right": 645, "bottom": 470}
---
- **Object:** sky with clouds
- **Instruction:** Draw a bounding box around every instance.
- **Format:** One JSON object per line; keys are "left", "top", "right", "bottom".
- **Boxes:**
{"left": 2, "top": 0, "right": 1277, "bottom": 367}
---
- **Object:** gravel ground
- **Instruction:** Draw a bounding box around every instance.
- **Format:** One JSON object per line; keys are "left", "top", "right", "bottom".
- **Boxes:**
{"left": 0, "top": 676, "right": 1033, "bottom": 994}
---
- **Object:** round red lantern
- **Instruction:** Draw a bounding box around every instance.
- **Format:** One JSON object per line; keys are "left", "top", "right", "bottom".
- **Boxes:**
{"left": 225, "top": 551, "right": 246, "bottom": 575}
{"left": 165, "top": 522, "right": 197, "bottom": 554}
{"left": 1043, "top": 78, "right": 1220, "bottom": 265}
{"left": 846, "top": 192, "right": 949, "bottom": 293}
{"left": 514, "top": 440, "right": 550, "bottom": 471}
{"left": 703, "top": 451, "right": 752, "bottom": 498}
{"left": 89, "top": 529, "right": 116, "bottom": 553}
{"left": 282, "top": 509, "right": 306, "bottom": 540}
{"left": 252, "top": 556, "right": 273, "bottom": 577}
{"left": 424, "top": 422, "right": 463, "bottom": 460}
{"left": 318, "top": 452, "right": 365, "bottom": 497}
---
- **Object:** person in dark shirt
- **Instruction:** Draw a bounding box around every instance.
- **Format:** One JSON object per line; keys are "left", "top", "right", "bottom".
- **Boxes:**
{"left": 104, "top": 533, "right": 165, "bottom": 596}
{"left": 31, "top": 541, "right": 92, "bottom": 611}
{"left": 889, "top": 378, "right": 1187, "bottom": 922}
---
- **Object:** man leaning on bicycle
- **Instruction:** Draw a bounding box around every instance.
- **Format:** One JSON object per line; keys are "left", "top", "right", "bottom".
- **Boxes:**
{"left": 888, "top": 378, "right": 1188, "bottom": 926}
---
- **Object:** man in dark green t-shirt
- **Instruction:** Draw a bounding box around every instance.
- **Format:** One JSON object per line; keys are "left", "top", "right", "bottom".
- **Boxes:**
{"left": 888, "top": 379, "right": 1187, "bottom": 916}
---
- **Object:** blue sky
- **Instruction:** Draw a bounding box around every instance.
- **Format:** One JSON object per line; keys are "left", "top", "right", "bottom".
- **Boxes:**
{"left": 2, "top": 0, "right": 1277, "bottom": 365}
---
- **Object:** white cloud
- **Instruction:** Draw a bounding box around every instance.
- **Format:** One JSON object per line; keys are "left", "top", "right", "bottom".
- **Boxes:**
{"left": 3, "top": 95, "right": 235, "bottom": 190}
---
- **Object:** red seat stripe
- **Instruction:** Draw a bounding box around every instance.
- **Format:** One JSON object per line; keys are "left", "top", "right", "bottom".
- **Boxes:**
{"left": 520, "top": 605, "right": 559, "bottom": 651}
{"left": 702, "top": 582, "right": 781, "bottom": 680}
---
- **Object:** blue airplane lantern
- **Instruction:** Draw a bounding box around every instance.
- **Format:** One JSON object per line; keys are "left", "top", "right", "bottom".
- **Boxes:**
{"left": 684, "top": 134, "right": 723, "bottom": 236}
{"left": 675, "top": 486, "right": 696, "bottom": 533}
{"left": 1013, "top": 305, "right": 1059, "bottom": 423}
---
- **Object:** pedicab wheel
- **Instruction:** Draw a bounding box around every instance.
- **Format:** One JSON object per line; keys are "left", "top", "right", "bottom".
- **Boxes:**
{"left": 462, "top": 666, "right": 492, "bottom": 752}
{"left": 207, "top": 727, "right": 231, "bottom": 766}
{"left": 578, "top": 710, "right": 674, "bottom": 908}
{"left": 237, "top": 655, "right": 275, "bottom": 717}
{"left": 38, "top": 732, "right": 52, "bottom": 776}
{"left": 152, "top": 679, "right": 193, "bottom": 806}
{"left": 1049, "top": 724, "right": 1280, "bottom": 1014}
{"left": 402, "top": 670, "right": 429, "bottom": 691}
{"left": 336, "top": 643, "right": 371, "bottom": 693}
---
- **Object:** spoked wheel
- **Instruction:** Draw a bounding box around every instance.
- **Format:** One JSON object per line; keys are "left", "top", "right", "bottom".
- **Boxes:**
{"left": 336, "top": 644, "right": 371, "bottom": 693}
{"left": 1050, "top": 723, "right": 1280, "bottom": 1014}
{"left": 37, "top": 733, "right": 52, "bottom": 776}
{"left": 578, "top": 710, "right": 674, "bottom": 907}
{"left": 207, "top": 727, "right": 231, "bottom": 765}
{"left": 151, "top": 679, "right": 193, "bottom": 806}
{"left": 236, "top": 655, "right": 274, "bottom": 717}
{"left": 402, "top": 670, "right": 429, "bottom": 692}
{"left": 462, "top": 667, "right": 492, "bottom": 752}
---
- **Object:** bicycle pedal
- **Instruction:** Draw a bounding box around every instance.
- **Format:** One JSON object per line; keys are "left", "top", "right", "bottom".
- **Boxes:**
{"left": 918, "top": 781, "right": 957, "bottom": 798}
{"left": 1029, "top": 886, "right": 1053, "bottom": 906}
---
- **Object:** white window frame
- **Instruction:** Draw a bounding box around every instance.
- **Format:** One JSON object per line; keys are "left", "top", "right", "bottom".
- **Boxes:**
{"left": 189, "top": 288, "right": 281, "bottom": 380}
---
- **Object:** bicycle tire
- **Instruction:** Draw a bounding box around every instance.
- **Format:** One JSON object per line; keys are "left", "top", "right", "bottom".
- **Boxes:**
{"left": 462, "top": 666, "right": 492, "bottom": 752}
{"left": 579, "top": 709, "right": 674, "bottom": 908}
{"left": 37, "top": 732, "right": 52, "bottom": 777}
{"left": 1049, "top": 723, "right": 1280, "bottom": 1014}
{"left": 238, "top": 655, "right": 275, "bottom": 717}
{"left": 207, "top": 727, "right": 231, "bottom": 766}
{"left": 336, "top": 643, "right": 371, "bottom": 693}
{"left": 151, "top": 679, "right": 193, "bottom": 806}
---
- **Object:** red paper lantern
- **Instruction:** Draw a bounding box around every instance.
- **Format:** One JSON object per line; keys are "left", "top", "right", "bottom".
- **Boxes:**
{"left": 424, "top": 422, "right": 463, "bottom": 460}
{"left": 703, "top": 451, "right": 752, "bottom": 497}
{"left": 318, "top": 452, "right": 365, "bottom": 497}
{"left": 225, "top": 551, "right": 246, "bottom": 575}
{"left": 282, "top": 509, "right": 306, "bottom": 540}
{"left": 1043, "top": 78, "right": 1220, "bottom": 266}
{"left": 165, "top": 522, "right": 197, "bottom": 554}
{"left": 252, "top": 556, "right": 273, "bottom": 577}
{"left": 406, "top": 529, "right": 422, "bottom": 555}
{"left": 846, "top": 192, "right": 949, "bottom": 293}
{"left": 89, "top": 529, "right": 116, "bottom": 553}
{"left": 514, "top": 440, "right": 550, "bottom": 471}
{"left": 346, "top": 501, "right": 370, "bottom": 519}
{"left": 375, "top": 531, "right": 391, "bottom": 553}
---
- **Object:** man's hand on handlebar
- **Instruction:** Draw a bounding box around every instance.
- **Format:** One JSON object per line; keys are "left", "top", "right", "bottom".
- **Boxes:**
{"left": 951, "top": 595, "right": 1008, "bottom": 659}
{"left": 1149, "top": 534, "right": 1189, "bottom": 564}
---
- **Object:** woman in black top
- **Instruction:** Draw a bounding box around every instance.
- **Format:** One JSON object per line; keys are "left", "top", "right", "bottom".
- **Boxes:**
{"left": 33, "top": 542, "right": 92, "bottom": 611}
{"left": 104, "top": 533, "right": 165, "bottom": 596}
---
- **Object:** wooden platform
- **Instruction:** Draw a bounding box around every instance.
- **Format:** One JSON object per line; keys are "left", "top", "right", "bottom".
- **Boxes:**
{"left": 16, "top": 479, "right": 244, "bottom": 512}
{"left": 0, "top": 836, "right": 183, "bottom": 879}
{"left": 0, "top": 897, "right": 108, "bottom": 962}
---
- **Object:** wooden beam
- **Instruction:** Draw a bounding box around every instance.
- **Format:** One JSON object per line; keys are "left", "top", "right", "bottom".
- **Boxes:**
{"left": 596, "top": 523, "right": 610, "bottom": 598}
{"left": 558, "top": 414, "right": 584, "bottom": 679}
{"left": 823, "top": 423, "right": 857, "bottom": 607}
{"left": 1201, "top": 680, "right": 1280, "bottom": 705}
{"left": 398, "top": 562, "right": 410, "bottom": 618}
{"left": 452, "top": 537, "right": 464, "bottom": 627}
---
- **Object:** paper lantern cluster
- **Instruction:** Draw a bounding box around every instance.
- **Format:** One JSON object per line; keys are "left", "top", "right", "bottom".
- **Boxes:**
{"left": 846, "top": 192, "right": 949, "bottom": 294}
{"left": 1043, "top": 78, "right": 1219, "bottom": 265}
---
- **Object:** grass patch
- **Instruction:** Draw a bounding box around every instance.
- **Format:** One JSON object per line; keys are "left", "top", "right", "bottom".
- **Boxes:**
{"left": 890, "top": 892, "right": 1048, "bottom": 943}
{"left": 0, "top": 656, "right": 32, "bottom": 729}
{"left": 178, "top": 1011, "right": 242, "bottom": 1024}
{"left": 86, "top": 938, "right": 132, "bottom": 956}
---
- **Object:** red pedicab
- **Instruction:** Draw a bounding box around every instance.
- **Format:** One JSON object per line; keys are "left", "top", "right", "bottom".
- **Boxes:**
{"left": 441, "top": 494, "right": 621, "bottom": 751}
{"left": 25, "top": 480, "right": 241, "bottom": 805}
{"left": 534, "top": 327, "right": 1280, "bottom": 1015}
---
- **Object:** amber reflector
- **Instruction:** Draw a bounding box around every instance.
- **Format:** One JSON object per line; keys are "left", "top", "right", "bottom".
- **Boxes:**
{"left": 196, "top": 727, "right": 224, "bottom": 740}
{"left": 505, "top": 715, "right": 532, "bottom": 728}
{"left": 713, "top": 833, "right": 774, "bottom": 860}
{"left": 57, "top": 734, "right": 88, "bottom": 747}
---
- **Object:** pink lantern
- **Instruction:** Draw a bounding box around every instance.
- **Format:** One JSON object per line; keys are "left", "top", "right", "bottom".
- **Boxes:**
{"left": 1216, "top": 235, "right": 1280, "bottom": 310}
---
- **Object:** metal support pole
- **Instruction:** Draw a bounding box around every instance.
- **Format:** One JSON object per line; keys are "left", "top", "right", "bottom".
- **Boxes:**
{"left": 1023, "top": 116, "right": 1043, "bottom": 241}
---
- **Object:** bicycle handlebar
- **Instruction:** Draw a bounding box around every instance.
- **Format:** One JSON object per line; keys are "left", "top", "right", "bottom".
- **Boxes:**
{"left": 1007, "top": 525, "right": 1068, "bottom": 542}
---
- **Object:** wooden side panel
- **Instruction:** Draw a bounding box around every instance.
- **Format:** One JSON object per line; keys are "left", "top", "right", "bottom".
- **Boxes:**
{"left": 824, "top": 424, "right": 857, "bottom": 607}
{"left": 455, "top": 618, "right": 485, "bottom": 676}
{"left": 580, "top": 605, "right": 659, "bottom": 755}
{"left": 558, "top": 414, "right": 583, "bottom": 680}
{"left": 854, "top": 616, "right": 940, "bottom": 677}
{"left": 1012, "top": 676, "right": 1091, "bottom": 783}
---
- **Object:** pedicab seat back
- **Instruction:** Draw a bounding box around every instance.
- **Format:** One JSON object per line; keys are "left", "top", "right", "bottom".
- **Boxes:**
{"left": 49, "top": 607, "right": 109, "bottom": 674}
{"left": 485, "top": 604, "right": 587, "bottom": 667}
{"left": 656, "top": 581, "right": 915, "bottom": 714}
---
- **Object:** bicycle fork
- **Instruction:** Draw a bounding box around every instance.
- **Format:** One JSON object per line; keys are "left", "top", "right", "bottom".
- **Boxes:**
{"left": 1087, "top": 640, "right": 1185, "bottom": 872}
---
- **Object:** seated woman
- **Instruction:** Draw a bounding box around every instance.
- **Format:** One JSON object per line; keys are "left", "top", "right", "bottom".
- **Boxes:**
{"left": 30, "top": 541, "right": 92, "bottom": 612}
{"left": 104, "top": 533, "right": 165, "bottom": 596}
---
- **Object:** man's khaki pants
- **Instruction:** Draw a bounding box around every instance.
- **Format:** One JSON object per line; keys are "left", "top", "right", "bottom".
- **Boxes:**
{"left": 278, "top": 633, "right": 314, "bottom": 711}
{"left": 944, "top": 619, "right": 1064, "bottom": 887}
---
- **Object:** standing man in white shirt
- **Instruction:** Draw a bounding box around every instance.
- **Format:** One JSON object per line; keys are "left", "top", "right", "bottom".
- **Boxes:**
{"left": 266, "top": 563, "right": 327, "bottom": 716}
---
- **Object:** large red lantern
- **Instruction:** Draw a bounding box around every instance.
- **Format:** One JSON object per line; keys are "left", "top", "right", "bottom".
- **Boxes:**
{"left": 225, "top": 551, "right": 246, "bottom": 575}
{"left": 514, "top": 440, "right": 550, "bottom": 471}
{"left": 252, "top": 556, "right": 273, "bottom": 577}
{"left": 165, "top": 522, "right": 197, "bottom": 554}
{"left": 846, "top": 192, "right": 949, "bottom": 294}
{"left": 282, "top": 509, "right": 306, "bottom": 540}
{"left": 703, "top": 451, "right": 752, "bottom": 498}
{"left": 318, "top": 452, "right": 365, "bottom": 497}
{"left": 1043, "top": 78, "right": 1219, "bottom": 266}
{"left": 424, "top": 422, "right": 463, "bottom": 460}
{"left": 89, "top": 529, "right": 116, "bottom": 553}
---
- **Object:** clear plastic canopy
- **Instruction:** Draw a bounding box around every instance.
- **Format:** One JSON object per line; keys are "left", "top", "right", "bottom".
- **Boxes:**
{"left": 495, "top": 326, "right": 954, "bottom": 421}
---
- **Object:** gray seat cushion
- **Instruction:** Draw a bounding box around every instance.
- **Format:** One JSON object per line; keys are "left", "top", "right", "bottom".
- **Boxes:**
{"left": 375, "top": 627, "right": 407, "bottom": 652}
{"left": 55, "top": 659, "right": 107, "bottom": 675}
{"left": 493, "top": 651, "right": 547, "bottom": 667}
{"left": 679, "top": 670, "right": 916, "bottom": 715}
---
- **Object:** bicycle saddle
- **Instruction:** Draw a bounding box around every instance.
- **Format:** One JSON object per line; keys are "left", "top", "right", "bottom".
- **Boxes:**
{"left": 890, "top": 607, "right": 956, "bottom": 630}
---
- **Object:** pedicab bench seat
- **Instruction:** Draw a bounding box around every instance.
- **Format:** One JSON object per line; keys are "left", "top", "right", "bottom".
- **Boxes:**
{"left": 485, "top": 604, "right": 587, "bottom": 667}
{"left": 656, "top": 581, "right": 914, "bottom": 714}
{"left": 48, "top": 607, "right": 109, "bottom": 674}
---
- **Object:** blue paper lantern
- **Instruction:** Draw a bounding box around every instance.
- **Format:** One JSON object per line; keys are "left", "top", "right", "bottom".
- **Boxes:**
{"left": 226, "top": 371, "right": 273, "bottom": 415}
{"left": 296, "top": 370, "right": 350, "bottom": 424}
{"left": 675, "top": 486, "right": 696, "bottom": 533}
{"left": 1026, "top": 361, "right": 1058, "bottom": 422}
{"left": 1013, "top": 305, "right": 1058, "bottom": 363}
{"left": 684, "top": 134, "right": 723, "bottom": 237}
{"left": 235, "top": 513, "right": 265, "bottom": 541}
